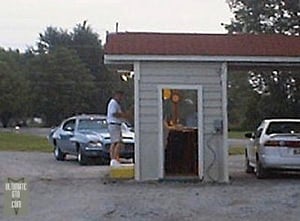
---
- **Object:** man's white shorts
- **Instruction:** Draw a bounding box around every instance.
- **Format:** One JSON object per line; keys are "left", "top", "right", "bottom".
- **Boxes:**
{"left": 108, "top": 124, "right": 122, "bottom": 143}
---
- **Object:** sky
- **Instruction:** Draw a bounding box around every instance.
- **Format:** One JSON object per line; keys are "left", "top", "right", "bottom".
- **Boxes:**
{"left": 0, "top": 0, "right": 232, "bottom": 51}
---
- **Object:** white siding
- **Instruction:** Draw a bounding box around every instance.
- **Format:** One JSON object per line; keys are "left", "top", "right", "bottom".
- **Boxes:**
{"left": 136, "top": 61, "right": 225, "bottom": 181}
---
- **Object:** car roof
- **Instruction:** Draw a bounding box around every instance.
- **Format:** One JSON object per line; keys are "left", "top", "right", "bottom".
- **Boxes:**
{"left": 263, "top": 119, "right": 300, "bottom": 124}
{"left": 68, "top": 114, "right": 107, "bottom": 120}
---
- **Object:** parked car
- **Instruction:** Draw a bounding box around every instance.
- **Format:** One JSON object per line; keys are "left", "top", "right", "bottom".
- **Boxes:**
{"left": 245, "top": 119, "right": 300, "bottom": 178}
{"left": 48, "top": 114, "right": 134, "bottom": 165}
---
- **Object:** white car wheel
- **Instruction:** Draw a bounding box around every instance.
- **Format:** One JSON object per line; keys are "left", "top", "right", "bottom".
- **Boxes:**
{"left": 256, "top": 159, "right": 268, "bottom": 179}
{"left": 245, "top": 152, "right": 254, "bottom": 173}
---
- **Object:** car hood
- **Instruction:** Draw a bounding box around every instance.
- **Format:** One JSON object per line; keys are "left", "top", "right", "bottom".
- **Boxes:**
{"left": 78, "top": 130, "right": 110, "bottom": 140}
{"left": 77, "top": 129, "right": 134, "bottom": 141}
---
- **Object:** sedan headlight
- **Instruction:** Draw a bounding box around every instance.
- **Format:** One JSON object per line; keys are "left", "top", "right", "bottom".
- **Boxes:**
{"left": 88, "top": 141, "right": 103, "bottom": 147}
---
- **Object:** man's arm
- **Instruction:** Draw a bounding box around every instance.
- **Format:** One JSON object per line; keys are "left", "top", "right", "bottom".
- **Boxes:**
{"left": 113, "top": 111, "right": 131, "bottom": 120}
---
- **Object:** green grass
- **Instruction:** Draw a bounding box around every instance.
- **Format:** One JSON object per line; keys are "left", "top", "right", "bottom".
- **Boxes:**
{"left": 0, "top": 132, "right": 52, "bottom": 152}
{"left": 228, "top": 146, "right": 244, "bottom": 155}
{"left": 0, "top": 130, "right": 246, "bottom": 155}
{"left": 228, "top": 131, "right": 247, "bottom": 139}
{"left": 228, "top": 131, "right": 247, "bottom": 155}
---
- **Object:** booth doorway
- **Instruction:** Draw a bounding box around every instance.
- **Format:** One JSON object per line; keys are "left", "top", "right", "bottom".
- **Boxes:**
{"left": 158, "top": 85, "right": 203, "bottom": 179}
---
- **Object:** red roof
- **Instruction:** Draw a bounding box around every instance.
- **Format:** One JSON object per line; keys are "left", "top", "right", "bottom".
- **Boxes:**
{"left": 104, "top": 32, "right": 300, "bottom": 57}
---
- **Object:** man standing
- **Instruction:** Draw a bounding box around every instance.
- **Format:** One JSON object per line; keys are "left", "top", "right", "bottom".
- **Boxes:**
{"left": 107, "top": 91, "right": 128, "bottom": 166}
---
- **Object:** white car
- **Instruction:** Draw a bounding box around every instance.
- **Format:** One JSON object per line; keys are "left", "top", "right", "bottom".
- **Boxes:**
{"left": 245, "top": 119, "right": 300, "bottom": 178}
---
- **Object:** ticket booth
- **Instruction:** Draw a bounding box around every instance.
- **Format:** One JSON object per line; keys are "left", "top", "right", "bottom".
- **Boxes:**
{"left": 104, "top": 32, "right": 300, "bottom": 183}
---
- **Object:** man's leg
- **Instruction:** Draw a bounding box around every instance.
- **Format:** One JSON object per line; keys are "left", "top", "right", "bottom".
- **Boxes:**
{"left": 114, "top": 142, "right": 124, "bottom": 161}
{"left": 109, "top": 125, "right": 122, "bottom": 164}
{"left": 113, "top": 127, "right": 123, "bottom": 161}
{"left": 110, "top": 142, "right": 121, "bottom": 161}
{"left": 110, "top": 143, "right": 115, "bottom": 160}
{"left": 110, "top": 143, "right": 121, "bottom": 166}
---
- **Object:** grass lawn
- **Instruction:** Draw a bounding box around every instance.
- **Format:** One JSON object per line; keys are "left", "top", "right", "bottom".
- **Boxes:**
{"left": 228, "top": 146, "right": 244, "bottom": 155}
{"left": 0, "top": 130, "right": 245, "bottom": 155}
{"left": 0, "top": 132, "right": 52, "bottom": 152}
{"left": 228, "top": 131, "right": 248, "bottom": 155}
{"left": 228, "top": 131, "right": 248, "bottom": 139}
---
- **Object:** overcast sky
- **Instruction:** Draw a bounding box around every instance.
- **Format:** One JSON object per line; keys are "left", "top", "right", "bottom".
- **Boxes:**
{"left": 1, "top": 0, "right": 232, "bottom": 50}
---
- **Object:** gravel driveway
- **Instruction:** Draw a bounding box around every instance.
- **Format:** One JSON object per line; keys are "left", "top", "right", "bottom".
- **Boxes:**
{"left": 1, "top": 152, "right": 300, "bottom": 221}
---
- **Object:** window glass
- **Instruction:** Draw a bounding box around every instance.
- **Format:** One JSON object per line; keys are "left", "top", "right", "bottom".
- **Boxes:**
{"left": 266, "top": 122, "right": 300, "bottom": 135}
{"left": 62, "top": 119, "right": 76, "bottom": 131}
{"left": 162, "top": 89, "right": 198, "bottom": 128}
{"left": 77, "top": 118, "right": 108, "bottom": 131}
{"left": 255, "top": 128, "right": 263, "bottom": 138}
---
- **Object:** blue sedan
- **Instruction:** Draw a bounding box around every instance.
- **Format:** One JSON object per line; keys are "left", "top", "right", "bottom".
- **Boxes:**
{"left": 48, "top": 114, "right": 134, "bottom": 165}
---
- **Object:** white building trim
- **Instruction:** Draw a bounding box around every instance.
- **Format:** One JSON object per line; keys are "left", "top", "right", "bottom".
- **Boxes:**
{"left": 221, "top": 62, "right": 229, "bottom": 183}
{"left": 134, "top": 62, "right": 141, "bottom": 181}
{"left": 105, "top": 54, "right": 300, "bottom": 64}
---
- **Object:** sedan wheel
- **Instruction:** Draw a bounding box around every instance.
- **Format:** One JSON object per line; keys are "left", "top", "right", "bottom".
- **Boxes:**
{"left": 77, "top": 147, "right": 88, "bottom": 165}
{"left": 54, "top": 146, "right": 65, "bottom": 161}
{"left": 256, "top": 159, "right": 268, "bottom": 179}
{"left": 245, "top": 153, "right": 254, "bottom": 173}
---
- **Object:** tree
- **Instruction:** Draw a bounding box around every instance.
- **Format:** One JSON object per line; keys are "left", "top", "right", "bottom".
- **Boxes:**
{"left": 35, "top": 21, "right": 133, "bottom": 116}
{"left": 0, "top": 49, "right": 30, "bottom": 127}
{"left": 225, "top": 0, "right": 300, "bottom": 129}
{"left": 227, "top": 71, "right": 256, "bottom": 129}
{"left": 0, "top": 22, "right": 134, "bottom": 127}
{"left": 225, "top": 0, "right": 300, "bottom": 35}
{"left": 28, "top": 47, "right": 96, "bottom": 126}
{"left": 38, "top": 21, "right": 106, "bottom": 76}
{"left": 72, "top": 21, "right": 105, "bottom": 77}
{"left": 71, "top": 21, "right": 123, "bottom": 114}
{"left": 37, "top": 27, "right": 72, "bottom": 53}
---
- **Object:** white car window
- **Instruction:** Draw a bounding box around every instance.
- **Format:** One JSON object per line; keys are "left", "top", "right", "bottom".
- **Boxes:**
{"left": 266, "top": 122, "right": 300, "bottom": 135}
{"left": 255, "top": 128, "right": 263, "bottom": 138}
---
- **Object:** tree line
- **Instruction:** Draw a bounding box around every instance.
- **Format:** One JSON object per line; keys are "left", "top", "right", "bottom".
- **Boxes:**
{"left": 225, "top": 0, "right": 300, "bottom": 130}
{"left": 1, "top": 0, "right": 299, "bottom": 129}
{"left": 0, "top": 21, "right": 133, "bottom": 127}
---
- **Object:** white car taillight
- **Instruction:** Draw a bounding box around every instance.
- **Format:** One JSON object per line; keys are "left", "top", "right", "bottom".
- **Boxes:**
{"left": 264, "top": 140, "right": 300, "bottom": 148}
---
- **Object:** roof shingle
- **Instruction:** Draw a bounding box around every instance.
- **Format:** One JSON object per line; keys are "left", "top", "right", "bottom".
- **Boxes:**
{"left": 104, "top": 32, "right": 300, "bottom": 57}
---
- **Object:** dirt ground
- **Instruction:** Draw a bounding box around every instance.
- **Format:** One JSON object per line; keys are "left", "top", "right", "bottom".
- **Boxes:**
{"left": 1, "top": 151, "right": 300, "bottom": 221}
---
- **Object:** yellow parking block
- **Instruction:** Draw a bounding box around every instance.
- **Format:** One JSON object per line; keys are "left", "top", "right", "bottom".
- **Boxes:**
{"left": 110, "top": 164, "right": 134, "bottom": 179}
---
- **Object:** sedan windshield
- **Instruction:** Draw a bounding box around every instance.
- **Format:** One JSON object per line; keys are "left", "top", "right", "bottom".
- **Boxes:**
{"left": 266, "top": 122, "right": 300, "bottom": 135}
{"left": 78, "top": 118, "right": 108, "bottom": 131}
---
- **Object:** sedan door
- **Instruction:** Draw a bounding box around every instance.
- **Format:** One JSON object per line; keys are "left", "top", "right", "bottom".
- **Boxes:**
{"left": 60, "top": 119, "right": 76, "bottom": 153}
{"left": 249, "top": 127, "right": 264, "bottom": 165}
